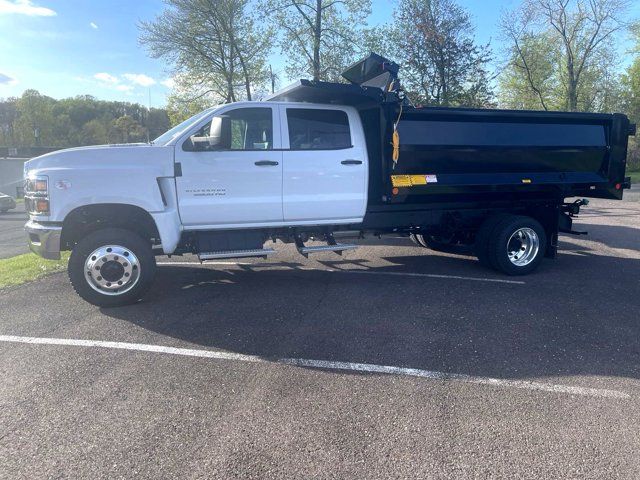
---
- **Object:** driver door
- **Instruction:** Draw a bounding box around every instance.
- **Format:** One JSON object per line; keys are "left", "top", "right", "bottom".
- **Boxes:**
{"left": 175, "top": 106, "right": 283, "bottom": 227}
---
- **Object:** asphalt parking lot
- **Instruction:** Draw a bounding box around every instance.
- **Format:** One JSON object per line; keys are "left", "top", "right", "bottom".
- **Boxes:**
{"left": 1, "top": 190, "right": 639, "bottom": 479}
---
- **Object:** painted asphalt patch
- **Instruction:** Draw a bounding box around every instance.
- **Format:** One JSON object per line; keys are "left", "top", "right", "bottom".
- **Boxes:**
{"left": 0, "top": 335, "right": 628, "bottom": 400}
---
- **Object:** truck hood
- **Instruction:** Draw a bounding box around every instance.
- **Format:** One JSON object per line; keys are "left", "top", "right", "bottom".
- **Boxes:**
{"left": 25, "top": 143, "right": 159, "bottom": 172}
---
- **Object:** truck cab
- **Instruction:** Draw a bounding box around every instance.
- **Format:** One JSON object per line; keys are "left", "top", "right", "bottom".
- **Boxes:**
{"left": 173, "top": 102, "right": 368, "bottom": 229}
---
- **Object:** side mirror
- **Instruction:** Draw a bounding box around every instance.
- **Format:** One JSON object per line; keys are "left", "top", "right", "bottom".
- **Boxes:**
{"left": 210, "top": 116, "right": 231, "bottom": 150}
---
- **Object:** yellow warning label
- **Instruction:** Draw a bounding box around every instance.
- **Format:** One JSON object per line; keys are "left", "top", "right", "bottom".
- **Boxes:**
{"left": 391, "top": 175, "right": 412, "bottom": 187}
{"left": 391, "top": 174, "right": 438, "bottom": 187}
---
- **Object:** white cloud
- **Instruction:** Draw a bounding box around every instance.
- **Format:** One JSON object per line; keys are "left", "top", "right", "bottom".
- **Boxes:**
{"left": 122, "top": 73, "right": 156, "bottom": 87}
{"left": 0, "top": 0, "right": 56, "bottom": 16}
{"left": 89, "top": 22, "right": 98, "bottom": 29}
{"left": 161, "top": 77, "right": 175, "bottom": 89}
{"left": 0, "top": 72, "right": 17, "bottom": 85}
{"left": 94, "top": 72, "right": 118, "bottom": 85}
{"left": 115, "top": 84, "right": 134, "bottom": 93}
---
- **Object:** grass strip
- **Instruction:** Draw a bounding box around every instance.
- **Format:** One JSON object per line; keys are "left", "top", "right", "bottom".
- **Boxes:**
{"left": 0, "top": 252, "right": 69, "bottom": 289}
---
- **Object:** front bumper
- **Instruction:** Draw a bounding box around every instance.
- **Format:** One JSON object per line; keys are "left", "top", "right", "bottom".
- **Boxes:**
{"left": 25, "top": 220, "right": 62, "bottom": 260}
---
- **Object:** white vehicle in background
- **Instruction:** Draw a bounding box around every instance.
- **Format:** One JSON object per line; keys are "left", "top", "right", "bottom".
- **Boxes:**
{"left": 0, "top": 192, "right": 17, "bottom": 213}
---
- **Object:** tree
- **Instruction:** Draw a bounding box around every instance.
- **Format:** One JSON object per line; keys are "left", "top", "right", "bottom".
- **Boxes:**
{"left": 266, "top": 0, "right": 371, "bottom": 82}
{"left": 146, "top": 108, "right": 171, "bottom": 140}
{"left": 0, "top": 98, "right": 18, "bottom": 146}
{"left": 14, "top": 90, "right": 56, "bottom": 147}
{"left": 82, "top": 119, "right": 109, "bottom": 146}
{"left": 390, "top": 0, "right": 493, "bottom": 107}
{"left": 500, "top": 0, "right": 631, "bottom": 112}
{"left": 620, "top": 22, "right": 640, "bottom": 170}
{"left": 139, "top": 0, "right": 271, "bottom": 103}
{"left": 111, "top": 115, "right": 146, "bottom": 144}
{"left": 0, "top": 92, "right": 170, "bottom": 148}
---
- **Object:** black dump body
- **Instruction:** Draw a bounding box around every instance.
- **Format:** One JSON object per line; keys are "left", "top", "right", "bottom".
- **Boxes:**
{"left": 268, "top": 55, "right": 635, "bottom": 222}
{"left": 388, "top": 106, "right": 632, "bottom": 202}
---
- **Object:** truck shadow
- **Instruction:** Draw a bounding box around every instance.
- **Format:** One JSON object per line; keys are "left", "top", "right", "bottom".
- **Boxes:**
{"left": 101, "top": 247, "right": 640, "bottom": 383}
{"left": 560, "top": 223, "right": 640, "bottom": 252}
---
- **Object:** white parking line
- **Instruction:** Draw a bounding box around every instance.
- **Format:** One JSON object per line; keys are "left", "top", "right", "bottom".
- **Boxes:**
{"left": 0, "top": 335, "right": 626, "bottom": 399}
{"left": 155, "top": 262, "right": 525, "bottom": 285}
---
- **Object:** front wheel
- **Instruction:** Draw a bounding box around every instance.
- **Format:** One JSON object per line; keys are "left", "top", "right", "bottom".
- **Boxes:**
{"left": 68, "top": 228, "right": 156, "bottom": 307}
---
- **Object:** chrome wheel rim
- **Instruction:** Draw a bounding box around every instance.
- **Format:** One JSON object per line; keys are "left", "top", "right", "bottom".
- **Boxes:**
{"left": 84, "top": 245, "right": 140, "bottom": 296}
{"left": 507, "top": 228, "right": 540, "bottom": 267}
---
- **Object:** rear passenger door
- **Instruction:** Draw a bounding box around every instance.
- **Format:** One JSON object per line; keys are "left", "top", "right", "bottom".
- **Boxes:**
{"left": 279, "top": 106, "right": 367, "bottom": 223}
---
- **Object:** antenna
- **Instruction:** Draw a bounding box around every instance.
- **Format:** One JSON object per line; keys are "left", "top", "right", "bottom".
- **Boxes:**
{"left": 146, "top": 87, "right": 151, "bottom": 143}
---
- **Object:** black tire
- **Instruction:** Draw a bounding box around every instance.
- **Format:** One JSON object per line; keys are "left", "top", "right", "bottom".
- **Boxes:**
{"left": 486, "top": 215, "right": 547, "bottom": 276}
{"left": 474, "top": 214, "right": 510, "bottom": 268}
{"left": 68, "top": 228, "right": 156, "bottom": 307}
{"left": 409, "top": 233, "right": 423, "bottom": 246}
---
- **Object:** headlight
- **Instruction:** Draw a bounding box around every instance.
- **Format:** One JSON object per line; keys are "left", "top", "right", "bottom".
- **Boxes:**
{"left": 24, "top": 175, "right": 49, "bottom": 215}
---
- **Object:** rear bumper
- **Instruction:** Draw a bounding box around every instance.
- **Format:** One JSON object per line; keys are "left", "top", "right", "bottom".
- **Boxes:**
{"left": 25, "top": 220, "right": 62, "bottom": 260}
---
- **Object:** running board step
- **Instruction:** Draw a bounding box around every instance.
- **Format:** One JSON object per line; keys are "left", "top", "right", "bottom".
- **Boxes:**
{"left": 198, "top": 248, "right": 276, "bottom": 261}
{"left": 298, "top": 243, "right": 358, "bottom": 257}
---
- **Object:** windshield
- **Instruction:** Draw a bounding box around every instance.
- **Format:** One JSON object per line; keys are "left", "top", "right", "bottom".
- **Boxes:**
{"left": 152, "top": 107, "right": 217, "bottom": 146}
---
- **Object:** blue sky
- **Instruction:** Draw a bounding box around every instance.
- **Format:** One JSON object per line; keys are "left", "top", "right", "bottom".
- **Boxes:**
{"left": 0, "top": 0, "right": 638, "bottom": 107}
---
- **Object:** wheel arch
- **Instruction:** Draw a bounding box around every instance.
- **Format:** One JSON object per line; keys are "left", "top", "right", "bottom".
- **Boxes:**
{"left": 61, "top": 203, "right": 161, "bottom": 250}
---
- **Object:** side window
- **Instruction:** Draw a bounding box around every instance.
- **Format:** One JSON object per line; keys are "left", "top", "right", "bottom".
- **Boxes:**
{"left": 183, "top": 107, "right": 273, "bottom": 152}
{"left": 286, "top": 109, "right": 351, "bottom": 150}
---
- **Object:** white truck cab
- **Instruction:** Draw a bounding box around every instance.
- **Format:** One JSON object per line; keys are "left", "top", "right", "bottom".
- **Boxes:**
{"left": 24, "top": 101, "right": 369, "bottom": 306}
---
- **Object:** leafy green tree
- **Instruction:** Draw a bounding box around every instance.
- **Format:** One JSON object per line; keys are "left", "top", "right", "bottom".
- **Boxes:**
{"left": 81, "top": 119, "right": 110, "bottom": 145}
{"left": 140, "top": 0, "right": 271, "bottom": 103}
{"left": 500, "top": 0, "right": 631, "bottom": 112}
{"left": 14, "top": 90, "right": 56, "bottom": 147}
{"left": 389, "top": 0, "right": 493, "bottom": 107}
{"left": 0, "top": 92, "right": 170, "bottom": 148}
{"left": 111, "top": 115, "right": 146, "bottom": 144}
{"left": 620, "top": 23, "right": 640, "bottom": 169}
{"left": 0, "top": 98, "right": 18, "bottom": 146}
{"left": 147, "top": 108, "right": 171, "bottom": 140}
{"left": 265, "top": 0, "right": 371, "bottom": 82}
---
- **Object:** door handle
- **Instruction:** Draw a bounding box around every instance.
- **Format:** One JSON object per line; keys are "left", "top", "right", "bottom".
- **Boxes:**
{"left": 254, "top": 160, "right": 279, "bottom": 166}
{"left": 341, "top": 159, "right": 363, "bottom": 165}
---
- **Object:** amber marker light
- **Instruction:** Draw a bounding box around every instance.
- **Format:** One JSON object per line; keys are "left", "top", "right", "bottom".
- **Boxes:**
{"left": 35, "top": 199, "right": 50, "bottom": 213}
{"left": 34, "top": 179, "right": 48, "bottom": 192}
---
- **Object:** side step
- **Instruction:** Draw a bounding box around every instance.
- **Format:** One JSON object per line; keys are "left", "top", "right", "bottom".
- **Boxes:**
{"left": 198, "top": 248, "right": 276, "bottom": 261}
{"left": 297, "top": 243, "right": 358, "bottom": 257}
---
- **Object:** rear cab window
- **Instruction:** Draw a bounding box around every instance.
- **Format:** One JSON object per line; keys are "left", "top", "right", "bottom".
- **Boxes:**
{"left": 286, "top": 108, "right": 352, "bottom": 150}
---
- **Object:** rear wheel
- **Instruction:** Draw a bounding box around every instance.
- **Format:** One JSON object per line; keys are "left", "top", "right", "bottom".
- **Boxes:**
{"left": 474, "top": 214, "right": 509, "bottom": 268}
{"left": 484, "top": 215, "right": 547, "bottom": 275}
{"left": 68, "top": 228, "right": 156, "bottom": 307}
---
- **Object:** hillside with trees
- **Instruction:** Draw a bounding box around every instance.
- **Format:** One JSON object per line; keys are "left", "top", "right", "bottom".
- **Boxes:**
{"left": 0, "top": 90, "right": 170, "bottom": 149}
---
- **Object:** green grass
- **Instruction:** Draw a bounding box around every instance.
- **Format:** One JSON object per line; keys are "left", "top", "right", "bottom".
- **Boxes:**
{"left": 628, "top": 171, "right": 640, "bottom": 184}
{"left": 0, "top": 252, "right": 70, "bottom": 289}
